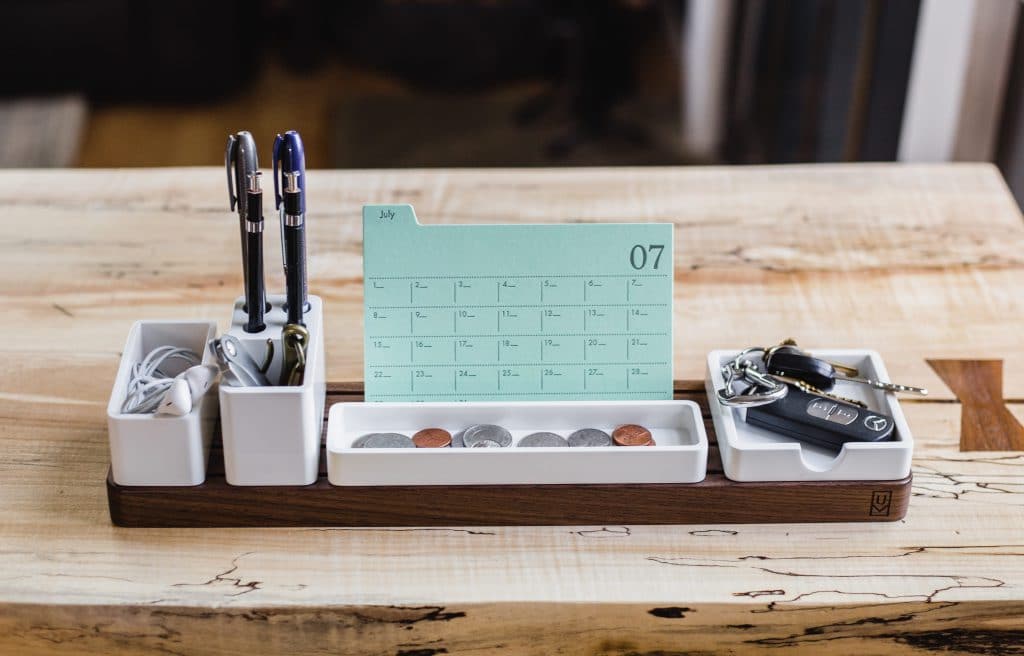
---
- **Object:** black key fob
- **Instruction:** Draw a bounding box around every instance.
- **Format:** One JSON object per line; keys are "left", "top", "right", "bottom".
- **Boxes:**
{"left": 765, "top": 350, "right": 836, "bottom": 390}
{"left": 745, "top": 386, "right": 895, "bottom": 451}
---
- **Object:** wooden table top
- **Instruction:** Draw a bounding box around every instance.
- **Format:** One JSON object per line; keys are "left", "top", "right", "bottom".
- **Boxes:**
{"left": 2, "top": 164, "right": 1023, "bottom": 654}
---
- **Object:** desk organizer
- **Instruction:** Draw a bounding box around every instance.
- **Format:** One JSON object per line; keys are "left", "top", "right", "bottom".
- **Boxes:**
{"left": 705, "top": 349, "right": 914, "bottom": 482}
{"left": 327, "top": 400, "right": 707, "bottom": 485}
{"left": 107, "top": 321, "right": 220, "bottom": 486}
{"left": 106, "top": 381, "right": 912, "bottom": 526}
{"left": 219, "top": 294, "right": 326, "bottom": 485}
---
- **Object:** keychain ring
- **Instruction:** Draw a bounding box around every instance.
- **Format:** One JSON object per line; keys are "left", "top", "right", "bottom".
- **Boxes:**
{"left": 717, "top": 348, "right": 789, "bottom": 407}
{"left": 716, "top": 382, "right": 788, "bottom": 407}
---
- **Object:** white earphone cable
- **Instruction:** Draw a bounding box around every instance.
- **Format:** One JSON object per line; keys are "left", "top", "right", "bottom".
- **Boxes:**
{"left": 121, "top": 346, "right": 201, "bottom": 414}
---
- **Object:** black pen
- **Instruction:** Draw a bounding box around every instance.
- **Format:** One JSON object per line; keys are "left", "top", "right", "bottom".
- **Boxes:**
{"left": 225, "top": 131, "right": 259, "bottom": 312}
{"left": 244, "top": 172, "right": 266, "bottom": 333}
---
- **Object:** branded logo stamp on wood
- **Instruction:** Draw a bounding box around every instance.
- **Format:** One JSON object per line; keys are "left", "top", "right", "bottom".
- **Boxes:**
{"left": 870, "top": 490, "right": 892, "bottom": 516}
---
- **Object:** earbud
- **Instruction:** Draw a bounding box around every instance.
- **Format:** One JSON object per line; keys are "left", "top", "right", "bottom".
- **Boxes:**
{"left": 155, "top": 364, "right": 219, "bottom": 416}
{"left": 156, "top": 378, "right": 192, "bottom": 416}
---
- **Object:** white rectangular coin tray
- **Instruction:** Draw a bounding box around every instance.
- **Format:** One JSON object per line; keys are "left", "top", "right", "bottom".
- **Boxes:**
{"left": 326, "top": 400, "right": 708, "bottom": 486}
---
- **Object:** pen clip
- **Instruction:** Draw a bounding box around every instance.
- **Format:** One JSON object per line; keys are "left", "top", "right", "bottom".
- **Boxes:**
{"left": 279, "top": 204, "right": 287, "bottom": 277}
{"left": 225, "top": 134, "right": 239, "bottom": 212}
{"left": 273, "top": 132, "right": 288, "bottom": 276}
{"left": 272, "top": 133, "right": 284, "bottom": 210}
{"left": 272, "top": 131, "right": 306, "bottom": 212}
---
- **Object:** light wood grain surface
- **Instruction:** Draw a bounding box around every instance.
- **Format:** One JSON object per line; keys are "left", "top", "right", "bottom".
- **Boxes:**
{"left": 1, "top": 164, "right": 1023, "bottom": 654}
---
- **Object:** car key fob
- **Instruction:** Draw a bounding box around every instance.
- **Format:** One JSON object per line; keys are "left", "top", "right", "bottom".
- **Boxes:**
{"left": 765, "top": 349, "right": 837, "bottom": 390}
{"left": 745, "top": 385, "right": 895, "bottom": 451}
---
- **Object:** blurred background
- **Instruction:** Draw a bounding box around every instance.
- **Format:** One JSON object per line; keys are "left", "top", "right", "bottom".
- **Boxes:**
{"left": 3, "top": 0, "right": 1024, "bottom": 205}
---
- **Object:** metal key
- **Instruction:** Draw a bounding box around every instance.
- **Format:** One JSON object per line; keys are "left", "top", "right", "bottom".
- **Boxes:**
{"left": 768, "top": 373, "right": 867, "bottom": 408}
{"left": 838, "top": 373, "right": 927, "bottom": 395}
{"left": 766, "top": 348, "right": 928, "bottom": 396}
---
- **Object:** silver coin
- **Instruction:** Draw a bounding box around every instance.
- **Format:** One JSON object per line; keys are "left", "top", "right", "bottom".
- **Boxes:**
{"left": 451, "top": 430, "right": 465, "bottom": 448}
{"left": 353, "top": 431, "right": 408, "bottom": 448}
{"left": 518, "top": 432, "right": 569, "bottom": 447}
{"left": 359, "top": 432, "right": 414, "bottom": 448}
{"left": 470, "top": 439, "right": 503, "bottom": 448}
{"left": 462, "top": 424, "right": 512, "bottom": 448}
{"left": 567, "top": 428, "right": 613, "bottom": 447}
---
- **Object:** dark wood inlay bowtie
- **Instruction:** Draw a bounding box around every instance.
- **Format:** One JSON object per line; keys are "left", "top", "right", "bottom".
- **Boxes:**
{"left": 927, "top": 359, "right": 1024, "bottom": 451}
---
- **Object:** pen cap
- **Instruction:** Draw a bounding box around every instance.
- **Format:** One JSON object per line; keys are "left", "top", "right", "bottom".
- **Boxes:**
{"left": 225, "top": 131, "right": 258, "bottom": 213}
{"left": 272, "top": 130, "right": 305, "bottom": 213}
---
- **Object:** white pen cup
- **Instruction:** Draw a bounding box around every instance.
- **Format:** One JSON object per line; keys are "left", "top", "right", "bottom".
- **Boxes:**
{"left": 218, "top": 294, "right": 326, "bottom": 485}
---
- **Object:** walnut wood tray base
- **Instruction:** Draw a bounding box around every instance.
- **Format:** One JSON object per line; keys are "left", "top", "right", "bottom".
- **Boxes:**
{"left": 106, "top": 382, "right": 911, "bottom": 527}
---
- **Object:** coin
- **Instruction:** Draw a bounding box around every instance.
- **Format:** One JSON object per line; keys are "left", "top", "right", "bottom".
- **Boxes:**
{"left": 612, "top": 424, "right": 654, "bottom": 446}
{"left": 451, "top": 430, "right": 465, "bottom": 448}
{"left": 353, "top": 432, "right": 403, "bottom": 448}
{"left": 567, "top": 428, "right": 613, "bottom": 447}
{"left": 412, "top": 428, "right": 452, "bottom": 448}
{"left": 518, "top": 431, "right": 569, "bottom": 447}
{"left": 462, "top": 424, "right": 513, "bottom": 448}
{"left": 470, "top": 439, "right": 502, "bottom": 448}
{"left": 360, "top": 432, "right": 415, "bottom": 448}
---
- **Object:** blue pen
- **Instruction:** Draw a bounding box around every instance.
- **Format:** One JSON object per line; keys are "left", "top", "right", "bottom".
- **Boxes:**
{"left": 272, "top": 131, "right": 310, "bottom": 386}
{"left": 272, "top": 130, "right": 308, "bottom": 325}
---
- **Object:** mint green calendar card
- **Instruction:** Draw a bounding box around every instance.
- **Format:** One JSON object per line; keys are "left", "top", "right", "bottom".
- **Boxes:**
{"left": 363, "top": 204, "right": 673, "bottom": 402}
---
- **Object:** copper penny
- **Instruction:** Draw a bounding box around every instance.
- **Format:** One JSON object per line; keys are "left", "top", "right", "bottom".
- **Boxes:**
{"left": 612, "top": 424, "right": 654, "bottom": 447}
{"left": 412, "top": 428, "right": 452, "bottom": 448}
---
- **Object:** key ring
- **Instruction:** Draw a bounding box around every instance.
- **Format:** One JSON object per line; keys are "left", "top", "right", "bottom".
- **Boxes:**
{"left": 716, "top": 347, "right": 789, "bottom": 407}
{"left": 209, "top": 335, "right": 272, "bottom": 387}
{"left": 280, "top": 323, "right": 309, "bottom": 386}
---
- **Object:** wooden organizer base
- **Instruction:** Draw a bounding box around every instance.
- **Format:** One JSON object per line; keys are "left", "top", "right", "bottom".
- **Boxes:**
{"left": 106, "top": 382, "right": 911, "bottom": 527}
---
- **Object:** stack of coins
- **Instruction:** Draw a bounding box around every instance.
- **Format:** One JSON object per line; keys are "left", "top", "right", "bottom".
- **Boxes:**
{"left": 611, "top": 424, "right": 656, "bottom": 447}
{"left": 462, "top": 424, "right": 513, "bottom": 448}
{"left": 354, "top": 424, "right": 656, "bottom": 448}
{"left": 567, "top": 428, "right": 613, "bottom": 447}
{"left": 412, "top": 428, "right": 452, "bottom": 448}
{"left": 519, "top": 432, "right": 569, "bottom": 447}
{"left": 352, "top": 433, "right": 415, "bottom": 448}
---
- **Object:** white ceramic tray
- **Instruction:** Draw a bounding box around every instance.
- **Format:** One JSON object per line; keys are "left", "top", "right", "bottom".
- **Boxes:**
{"left": 706, "top": 349, "right": 914, "bottom": 482}
{"left": 326, "top": 400, "right": 708, "bottom": 486}
{"left": 219, "top": 294, "right": 326, "bottom": 485}
{"left": 107, "top": 320, "right": 220, "bottom": 486}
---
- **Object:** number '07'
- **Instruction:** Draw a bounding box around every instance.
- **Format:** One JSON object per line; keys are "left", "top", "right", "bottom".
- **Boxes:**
{"left": 629, "top": 244, "right": 665, "bottom": 270}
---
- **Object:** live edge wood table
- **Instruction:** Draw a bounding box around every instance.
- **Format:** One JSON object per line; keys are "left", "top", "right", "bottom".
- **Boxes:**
{"left": 1, "top": 165, "right": 1022, "bottom": 655}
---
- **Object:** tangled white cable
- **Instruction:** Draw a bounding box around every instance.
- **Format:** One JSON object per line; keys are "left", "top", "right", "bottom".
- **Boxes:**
{"left": 121, "top": 346, "right": 217, "bottom": 416}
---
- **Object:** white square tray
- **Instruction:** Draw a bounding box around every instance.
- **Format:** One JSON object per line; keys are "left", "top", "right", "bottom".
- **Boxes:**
{"left": 706, "top": 349, "right": 914, "bottom": 482}
{"left": 326, "top": 400, "right": 708, "bottom": 486}
{"left": 107, "top": 320, "right": 219, "bottom": 486}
